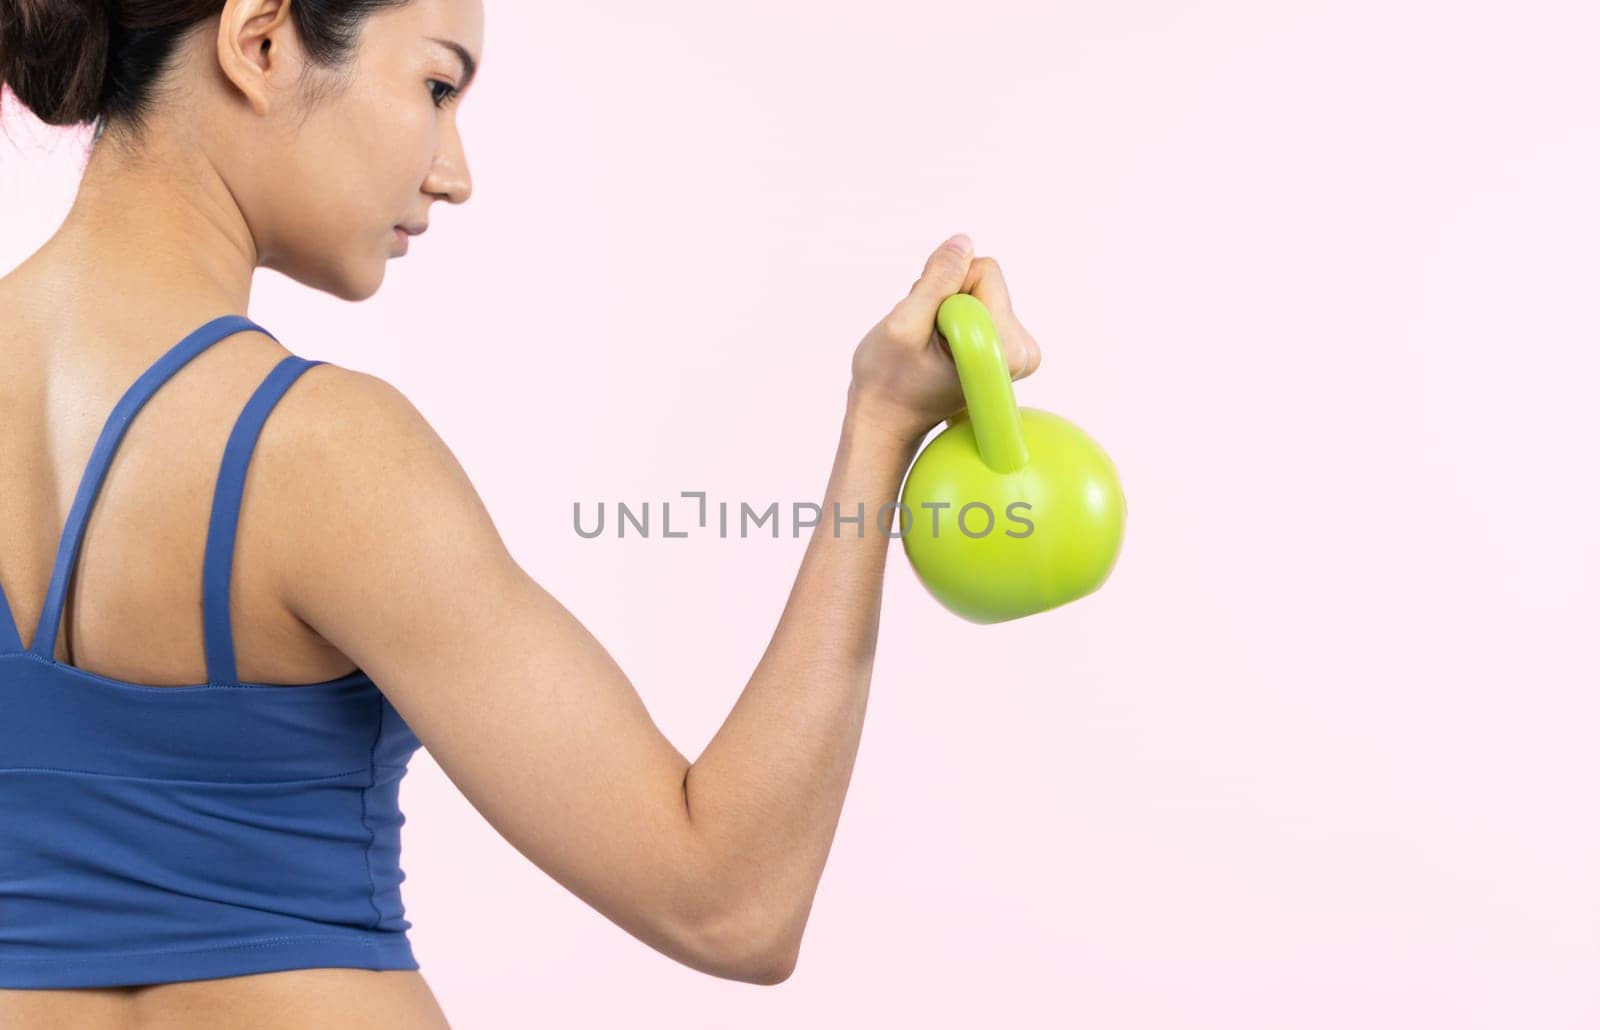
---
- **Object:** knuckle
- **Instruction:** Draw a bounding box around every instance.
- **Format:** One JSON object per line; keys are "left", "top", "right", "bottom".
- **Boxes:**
{"left": 1006, "top": 335, "right": 1040, "bottom": 378}
{"left": 882, "top": 308, "right": 919, "bottom": 344}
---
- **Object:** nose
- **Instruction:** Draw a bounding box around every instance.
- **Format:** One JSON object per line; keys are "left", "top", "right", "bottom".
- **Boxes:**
{"left": 423, "top": 118, "right": 473, "bottom": 205}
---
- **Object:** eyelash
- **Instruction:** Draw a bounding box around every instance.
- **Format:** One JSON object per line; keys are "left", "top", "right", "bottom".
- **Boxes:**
{"left": 427, "top": 79, "right": 460, "bottom": 109}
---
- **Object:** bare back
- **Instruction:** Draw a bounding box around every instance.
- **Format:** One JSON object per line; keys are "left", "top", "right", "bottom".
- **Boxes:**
{"left": 0, "top": 265, "right": 451, "bottom": 1028}
{"left": 0, "top": 0, "right": 822, "bottom": 1013}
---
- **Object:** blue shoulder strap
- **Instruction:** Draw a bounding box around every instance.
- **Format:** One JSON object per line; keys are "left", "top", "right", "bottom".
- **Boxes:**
{"left": 26, "top": 315, "right": 275, "bottom": 662}
{"left": 201, "top": 355, "right": 325, "bottom": 687}
{"left": 0, "top": 579, "right": 22, "bottom": 653}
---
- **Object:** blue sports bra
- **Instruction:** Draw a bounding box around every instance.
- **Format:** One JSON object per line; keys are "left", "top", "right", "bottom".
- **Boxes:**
{"left": 0, "top": 315, "right": 423, "bottom": 988}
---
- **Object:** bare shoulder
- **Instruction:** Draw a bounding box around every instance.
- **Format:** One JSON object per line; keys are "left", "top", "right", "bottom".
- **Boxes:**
{"left": 260, "top": 361, "right": 484, "bottom": 520}
{"left": 252, "top": 360, "right": 511, "bottom": 641}
{"left": 239, "top": 357, "right": 779, "bottom": 983}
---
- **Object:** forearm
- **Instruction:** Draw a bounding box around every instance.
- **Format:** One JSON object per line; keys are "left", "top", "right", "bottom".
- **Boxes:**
{"left": 682, "top": 385, "right": 921, "bottom": 970}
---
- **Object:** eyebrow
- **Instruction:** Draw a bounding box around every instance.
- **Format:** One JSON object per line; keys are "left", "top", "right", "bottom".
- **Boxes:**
{"left": 426, "top": 37, "right": 478, "bottom": 91}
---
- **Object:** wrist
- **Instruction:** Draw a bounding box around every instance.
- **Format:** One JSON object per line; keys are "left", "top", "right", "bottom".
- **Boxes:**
{"left": 843, "top": 383, "right": 928, "bottom": 454}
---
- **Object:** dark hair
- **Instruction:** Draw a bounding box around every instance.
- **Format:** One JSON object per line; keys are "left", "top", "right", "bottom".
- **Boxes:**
{"left": 0, "top": 0, "right": 409, "bottom": 138}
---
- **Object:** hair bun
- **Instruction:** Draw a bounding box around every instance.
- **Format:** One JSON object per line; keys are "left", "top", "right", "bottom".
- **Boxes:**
{"left": 0, "top": 0, "right": 114, "bottom": 126}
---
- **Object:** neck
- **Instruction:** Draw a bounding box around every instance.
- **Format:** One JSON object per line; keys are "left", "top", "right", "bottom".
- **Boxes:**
{"left": 40, "top": 121, "right": 258, "bottom": 317}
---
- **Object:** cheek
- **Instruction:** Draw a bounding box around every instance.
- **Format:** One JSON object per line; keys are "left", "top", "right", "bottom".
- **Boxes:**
{"left": 321, "top": 89, "right": 437, "bottom": 218}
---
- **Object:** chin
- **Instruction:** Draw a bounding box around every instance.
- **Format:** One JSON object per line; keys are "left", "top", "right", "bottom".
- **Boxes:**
{"left": 337, "top": 270, "right": 385, "bottom": 303}
{"left": 265, "top": 252, "right": 383, "bottom": 303}
{"left": 304, "top": 265, "right": 384, "bottom": 303}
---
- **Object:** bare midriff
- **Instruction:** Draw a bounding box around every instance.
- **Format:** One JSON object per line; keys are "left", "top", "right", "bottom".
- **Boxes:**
{"left": 0, "top": 968, "right": 452, "bottom": 1029}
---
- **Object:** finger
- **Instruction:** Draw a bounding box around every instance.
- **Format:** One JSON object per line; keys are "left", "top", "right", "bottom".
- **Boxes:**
{"left": 897, "top": 232, "right": 974, "bottom": 330}
{"left": 961, "top": 256, "right": 1014, "bottom": 318}
{"left": 1010, "top": 332, "right": 1042, "bottom": 379}
{"left": 962, "top": 256, "right": 1040, "bottom": 378}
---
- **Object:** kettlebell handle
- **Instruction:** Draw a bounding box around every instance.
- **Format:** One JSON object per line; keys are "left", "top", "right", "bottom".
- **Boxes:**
{"left": 935, "top": 293, "right": 1029, "bottom": 474}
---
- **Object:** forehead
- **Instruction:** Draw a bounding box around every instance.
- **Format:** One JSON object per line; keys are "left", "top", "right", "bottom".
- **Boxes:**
{"left": 365, "top": 0, "right": 485, "bottom": 57}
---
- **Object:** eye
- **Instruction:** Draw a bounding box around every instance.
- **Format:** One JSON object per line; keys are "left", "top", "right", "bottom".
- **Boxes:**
{"left": 427, "top": 79, "right": 460, "bottom": 108}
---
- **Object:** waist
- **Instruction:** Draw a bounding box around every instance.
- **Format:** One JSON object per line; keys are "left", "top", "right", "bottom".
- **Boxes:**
{"left": 0, "top": 967, "right": 449, "bottom": 1030}
{"left": 0, "top": 763, "right": 415, "bottom": 989}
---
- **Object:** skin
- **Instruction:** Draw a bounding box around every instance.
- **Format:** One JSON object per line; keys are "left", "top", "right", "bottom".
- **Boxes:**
{"left": 0, "top": 0, "right": 1040, "bottom": 1025}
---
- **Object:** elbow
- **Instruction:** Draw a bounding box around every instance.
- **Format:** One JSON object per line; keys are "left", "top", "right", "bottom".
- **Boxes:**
{"left": 731, "top": 931, "right": 799, "bottom": 986}
{"left": 685, "top": 894, "right": 801, "bottom": 986}
{"left": 744, "top": 932, "right": 799, "bottom": 986}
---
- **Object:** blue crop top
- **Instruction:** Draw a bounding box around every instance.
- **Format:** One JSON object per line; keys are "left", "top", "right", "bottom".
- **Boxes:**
{"left": 0, "top": 315, "right": 423, "bottom": 989}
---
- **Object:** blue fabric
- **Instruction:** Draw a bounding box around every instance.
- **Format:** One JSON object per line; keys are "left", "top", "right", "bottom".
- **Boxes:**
{"left": 0, "top": 581, "right": 19, "bottom": 653}
{"left": 0, "top": 315, "right": 422, "bottom": 988}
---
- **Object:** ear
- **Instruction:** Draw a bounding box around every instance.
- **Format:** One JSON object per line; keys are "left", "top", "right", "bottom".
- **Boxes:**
{"left": 213, "top": 0, "right": 298, "bottom": 116}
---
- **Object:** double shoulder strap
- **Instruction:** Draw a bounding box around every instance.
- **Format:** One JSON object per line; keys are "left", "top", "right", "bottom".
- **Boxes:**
{"left": 9, "top": 314, "right": 323, "bottom": 687}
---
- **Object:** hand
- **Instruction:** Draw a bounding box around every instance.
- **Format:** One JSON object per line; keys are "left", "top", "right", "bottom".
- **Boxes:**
{"left": 848, "top": 233, "right": 1042, "bottom": 447}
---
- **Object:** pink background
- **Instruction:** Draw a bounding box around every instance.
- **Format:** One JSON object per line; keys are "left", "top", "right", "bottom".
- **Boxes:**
{"left": 4, "top": 1, "right": 1598, "bottom": 1026}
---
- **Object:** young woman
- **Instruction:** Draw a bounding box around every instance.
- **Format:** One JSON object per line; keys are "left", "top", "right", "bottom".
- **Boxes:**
{"left": 0, "top": 0, "right": 1041, "bottom": 1025}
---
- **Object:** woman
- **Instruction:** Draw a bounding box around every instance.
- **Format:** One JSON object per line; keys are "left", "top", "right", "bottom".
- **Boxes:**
{"left": 0, "top": 0, "right": 1041, "bottom": 1025}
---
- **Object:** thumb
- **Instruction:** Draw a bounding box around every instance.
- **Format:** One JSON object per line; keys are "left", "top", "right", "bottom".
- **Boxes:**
{"left": 900, "top": 233, "right": 974, "bottom": 327}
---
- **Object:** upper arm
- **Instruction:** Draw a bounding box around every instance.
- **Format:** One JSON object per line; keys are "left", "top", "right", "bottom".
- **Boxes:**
{"left": 260, "top": 364, "right": 764, "bottom": 979}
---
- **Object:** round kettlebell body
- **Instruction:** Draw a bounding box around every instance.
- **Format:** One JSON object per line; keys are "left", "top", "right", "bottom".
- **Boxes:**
{"left": 899, "top": 407, "right": 1124, "bottom": 623}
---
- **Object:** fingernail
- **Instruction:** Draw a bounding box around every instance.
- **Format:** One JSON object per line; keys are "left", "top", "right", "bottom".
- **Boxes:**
{"left": 943, "top": 233, "right": 973, "bottom": 256}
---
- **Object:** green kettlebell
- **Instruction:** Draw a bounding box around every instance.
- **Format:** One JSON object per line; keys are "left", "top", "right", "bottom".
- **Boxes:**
{"left": 898, "top": 293, "right": 1125, "bottom": 623}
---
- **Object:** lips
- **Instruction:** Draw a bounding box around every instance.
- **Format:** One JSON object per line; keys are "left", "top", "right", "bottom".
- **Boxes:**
{"left": 392, "top": 223, "right": 426, "bottom": 257}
